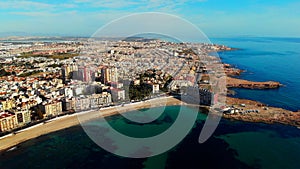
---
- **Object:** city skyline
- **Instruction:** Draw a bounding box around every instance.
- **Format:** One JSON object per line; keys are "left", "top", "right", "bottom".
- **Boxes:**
{"left": 0, "top": 0, "right": 299, "bottom": 38}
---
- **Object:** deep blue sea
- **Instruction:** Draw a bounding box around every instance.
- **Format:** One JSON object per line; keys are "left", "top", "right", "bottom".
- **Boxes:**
{"left": 1, "top": 37, "right": 300, "bottom": 169}
{"left": 212, "top": 37, "right": 300, "bottom": 111}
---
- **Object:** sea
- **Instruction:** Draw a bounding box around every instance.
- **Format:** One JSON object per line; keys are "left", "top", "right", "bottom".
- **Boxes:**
{"left": 213, "top": 37, "right": 300, "bottom": 112}
{"left": 1, "top": 37, "right": 300, "bottom": 169}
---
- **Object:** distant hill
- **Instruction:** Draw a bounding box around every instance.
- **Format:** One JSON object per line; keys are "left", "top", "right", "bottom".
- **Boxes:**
{"left": 123, "top": 33, "right": 181, "bottom": 43}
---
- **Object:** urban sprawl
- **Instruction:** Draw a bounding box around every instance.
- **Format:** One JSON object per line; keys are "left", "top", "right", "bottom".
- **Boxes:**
{"left": 0, "top": 38, "right": 229, "bottom": 134}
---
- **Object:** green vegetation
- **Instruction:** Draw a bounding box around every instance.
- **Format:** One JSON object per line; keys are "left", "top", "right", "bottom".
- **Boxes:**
{"left": 0, "top": 68, "right": 43, "bottom": 78}
{"left": 19, "top": 70, "right": 43, "bottom": 77}
{"left": 180, "top": 48, "right": 197, "bottom": 55}
{"left": 32, "top": 60, "right": 45, "bottom": 64}
{"left": 162, "top": 75, "right": 173, "bottom": 92}
{"left": 0, "top": 69, "right": 12, "bottom": 77}
{"left": 19, "top": 52, "right": 79, "bottom": 60}
{"left": 47, "top": 63, "right": 63, "bottom": 68}
{"left": 128, "top": 69, "right": 173, "bottom": 100}
{"left": 129, "top": 82, "right": 152, "bottom": 100}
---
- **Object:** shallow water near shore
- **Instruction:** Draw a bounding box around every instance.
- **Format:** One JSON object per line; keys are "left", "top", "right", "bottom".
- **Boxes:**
{"left": 0, "top": 105, "right": 300, "bottom": 169}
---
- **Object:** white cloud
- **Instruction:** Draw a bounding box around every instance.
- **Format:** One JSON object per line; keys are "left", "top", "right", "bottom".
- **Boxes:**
{"left": 60, "top": 3, "right": 78, "bottom": 9}
{"left": 0, "top": 1, "right": 53, "bottom": 10}
{"left": 93, "top": 0, "right": 140, "bottom": 8}
{"left": 9, "top": 11, "right": 58, "bottom": 17}
{"left": 74, "top": 0, "right": 140, "bottom": 8}
{"left": 0, "top": 0, "right": 209, "bottom": 36}
{"left": 0, "top": 0, "right": 78, "bottom": 11}
{"left": 73, "top": 0, "right": 206, "bottom": 10}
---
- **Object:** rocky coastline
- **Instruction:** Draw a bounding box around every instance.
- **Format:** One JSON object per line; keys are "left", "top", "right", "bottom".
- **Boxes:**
{"left": 226, "top": 77, "right": 282, "bottom": 89}
{"left": 224, "top": 97, "right": 300, "bottom": 127}
{"left": 221, "top": 61, "right": 299, "bottom": 127}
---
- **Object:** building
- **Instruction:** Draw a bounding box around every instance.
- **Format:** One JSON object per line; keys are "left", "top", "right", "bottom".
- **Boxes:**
{"left": 62, "top": 98, "right": 76, "bottom": 111}
{"left": 151, "top": 84, "right": 160, "bottom": 94}
{"left": 90, "top": 94, "right": 102, "bottom": 109}
{"left": 98, "top": 92, "right": 112, "bottom": 105}
{"left": 167, "top": 80, "right": 193, "bottom": 92}
{"left": 0, "top": 111, "right": 17, "bottom": 132}
{"left": 83, "top": 66, "right": 95, "bottom": 82}
{"left": 133, "top": 79, "right": 140, "bottom": 85}
{"left": 73, "top": 66, "right": 95, "bottom": 83}
{"left": 72, "top": 85, "right": 85, "bottom": 96}
{"left": 62, "top": 64, "right": 78, "bottom": 83}
{"left": 62, "top": 65, "right": 71, "bottom": 80}
{"left": 14, "top": 109, "right": 31, "bottom": 126}
{"left": 110, "top": 82, "right": 123, "bottom": 89}
{"left": 75, "top": 96, "right": 91, "bottom": 111}
{"left": 90, "top": 93, "right": 112, "bottom": 108}
{"left": 60, "top": 87, "right": 74, "bottom": 98}
{"left": 100, "top": 66, "right": 118, "bottom": 84}
{"left": 38, "top": 101, "right": 62, "bottom": 118}
{"left": 180, "top": 86, "right": 214, "bottom": 106}
{"left": 110, "top": 88, "right": 125, "bottom": 102}
{"left": 199, "top": 88, "right": 214, "bottom": 106}
{"left": 0, "top": 99, "right": 16, "bottom": 111}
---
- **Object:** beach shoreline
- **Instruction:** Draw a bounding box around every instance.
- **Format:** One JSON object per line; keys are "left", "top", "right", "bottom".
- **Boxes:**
{"left": 1, "top": 95, "right": 299, "bottom": 152}
{"left": 0, "top": 96, "right": 182, "bottom": 152}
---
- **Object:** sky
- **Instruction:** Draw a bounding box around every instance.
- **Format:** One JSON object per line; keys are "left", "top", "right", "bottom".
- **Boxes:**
{"left": 0, "top": 0, "right": 299, "bottom": 38}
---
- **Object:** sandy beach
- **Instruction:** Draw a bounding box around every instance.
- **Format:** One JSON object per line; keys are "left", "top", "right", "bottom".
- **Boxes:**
{"left": 0, "top": 97, "right": 182, "bottom": 152}
{"left": 1, "top": 95, "right": 299, "bottom": 152}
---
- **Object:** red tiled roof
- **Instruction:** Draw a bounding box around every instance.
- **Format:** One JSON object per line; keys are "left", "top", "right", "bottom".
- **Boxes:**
{"left": 0, "top": 112, "right": 14, "bottom": 119}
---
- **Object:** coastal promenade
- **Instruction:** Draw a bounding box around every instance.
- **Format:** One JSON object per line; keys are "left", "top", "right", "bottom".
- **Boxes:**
{"left": 0, "top": 97, "right": 182, "bottom": 152}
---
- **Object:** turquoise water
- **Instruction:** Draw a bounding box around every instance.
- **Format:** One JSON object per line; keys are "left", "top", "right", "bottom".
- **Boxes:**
{"left": 1, "top": 106, "right": 300, "bottom": 169}
{"left": 212, "top": 37, "right": 300, "bottom": 111}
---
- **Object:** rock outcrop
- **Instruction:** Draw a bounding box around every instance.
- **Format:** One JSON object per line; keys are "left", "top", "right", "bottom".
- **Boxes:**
{"left": 226, "top": 77, "right": 281, "bottom": 89}
{"left": 224, "top": 97, "right": 300, "bottom": 127}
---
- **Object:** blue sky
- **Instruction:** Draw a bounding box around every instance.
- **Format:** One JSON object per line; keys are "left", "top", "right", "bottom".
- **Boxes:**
{"left": 0, "top": 0, "right": 299, "bottom": 37}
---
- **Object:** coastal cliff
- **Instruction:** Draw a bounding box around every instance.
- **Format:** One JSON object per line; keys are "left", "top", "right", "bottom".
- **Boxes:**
{"left": 224, "top": 63, "right": 244, "bottom": 76}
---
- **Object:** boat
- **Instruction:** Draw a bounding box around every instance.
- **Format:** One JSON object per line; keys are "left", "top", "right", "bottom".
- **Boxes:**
{"left": 6, "top": 146, "right": 17, "bottom": 152}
